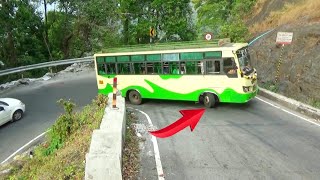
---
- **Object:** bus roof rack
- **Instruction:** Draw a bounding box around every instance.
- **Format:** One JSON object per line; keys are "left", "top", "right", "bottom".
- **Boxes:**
{"left": 101, "top": 38, "right": 231, "bottom": 53}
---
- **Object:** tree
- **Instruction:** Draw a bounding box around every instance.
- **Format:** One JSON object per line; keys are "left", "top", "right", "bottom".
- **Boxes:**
{"left": 0, "top": 0, "right": 48, "bottom": 67}
{"left": 46, "top": 0, "right": 121, "bottom": 58}
{"left": 118, "top": 0, "right": 196, "bottom": 44}
{"left": 152, "top": 0, "right": 196, "bottom": 41}
{"left": 193, "top": 0, "right": 256, "bottom": 42}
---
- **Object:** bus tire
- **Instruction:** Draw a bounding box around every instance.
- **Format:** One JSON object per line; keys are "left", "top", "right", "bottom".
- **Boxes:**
{"left": 203, "top": 93, "right": 216, "bottom": 108}
{"left": 128, "top": 90, "right": 142, "bottom": 105}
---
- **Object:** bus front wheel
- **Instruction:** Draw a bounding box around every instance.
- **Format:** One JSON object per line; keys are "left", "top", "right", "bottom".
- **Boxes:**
{"left": 203, "top": 93, "right": 216, "bottom": 108}
{"left": 128, "top": 90, "right": 142, "bottom": 105}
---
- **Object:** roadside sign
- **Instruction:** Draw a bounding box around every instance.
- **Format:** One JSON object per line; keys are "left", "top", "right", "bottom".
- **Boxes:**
{"left": 276, "top": 32, "right": 293, "bottom": 44}
{"left": 205, "top": 33, "right": 213, "bottom": 41}
{"left": 150, "top": 27, "right": 156, "bottom": 37}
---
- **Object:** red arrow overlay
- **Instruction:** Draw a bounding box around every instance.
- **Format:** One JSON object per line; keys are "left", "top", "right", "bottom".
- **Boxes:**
{"left": 149, "top": 108, "right": 206, "bottom": 138}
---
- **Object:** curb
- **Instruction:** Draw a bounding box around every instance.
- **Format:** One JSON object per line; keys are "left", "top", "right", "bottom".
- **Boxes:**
{"left": 85, "top": 93, "right": 126, "bottom": 180}
{"left": 258, "top": 87, "right": 320, "bottom": 121}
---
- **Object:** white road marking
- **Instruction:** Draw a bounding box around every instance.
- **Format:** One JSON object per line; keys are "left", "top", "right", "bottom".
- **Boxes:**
{"left": 256, "top": 97, "right": 320, "bottom": 127}
{"left": 128, "top": 107, "right": 165, "bottom": 180}
{"left": 1, "top": 131, "right": 48, "bottom": 165}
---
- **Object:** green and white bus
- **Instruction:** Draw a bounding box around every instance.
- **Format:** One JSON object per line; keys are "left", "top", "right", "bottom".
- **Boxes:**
{"left": 94, "top": 38, "right": 258, "bottom": 108}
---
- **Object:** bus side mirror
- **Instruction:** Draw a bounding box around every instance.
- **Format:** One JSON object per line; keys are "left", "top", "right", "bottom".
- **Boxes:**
{"left": 0, "top": 107, "right": 4, "bottom": 111}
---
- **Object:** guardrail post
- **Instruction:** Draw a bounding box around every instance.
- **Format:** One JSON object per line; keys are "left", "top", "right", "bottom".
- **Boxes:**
{"left": 112, "top": 77, "right": 118, "bottom": 109}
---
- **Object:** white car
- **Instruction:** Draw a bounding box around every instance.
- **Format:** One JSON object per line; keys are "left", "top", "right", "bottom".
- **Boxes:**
{"left": 0, "top": 98, "right": 26, "bottom": 126}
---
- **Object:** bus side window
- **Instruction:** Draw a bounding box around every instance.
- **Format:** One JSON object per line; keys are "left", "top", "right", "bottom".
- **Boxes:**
{"left": 107, "top": 63, "right": 117, "bottom": 74}
{"left": 186, "top": 61, "right": 195, "bottom": 74}
{"left": 223, "top": 58, "right": 238, "bottom": 78}
{"left": 163, "top": 62, "right": 179, "bottom": 74}
{"left": 154, "top": 62, "right": 161, "bottom": 74}
{"left": 133, "top": 63, "right": 145, "bottom": 74}
{"left": 180, "top": 62, "right": 186, "bottom": 74}
{"left": 98, "top": 63, "right": 106, "bottom": 75}
{"left": 118, "top": 63, "right": 131, "bottom": 74}
{"left": 146, "top": 62, "right": 161, "bottom": 74}
{"left": 214, "top": 61, "right": 221, "bottom": 72}
{"left": 198, "top": 61, "right": 204, "bottom": 75}
{"left": 182, "top": 61, "right": 203, "bottom": 75}
{"left": 146, "top": 63, "right": 154, "bottom": 74}
{"left": 206, "top": 60, "right": 221, "bottom": 74}
{"left": 163, "top": 62, "right": 169, "bottom": 74}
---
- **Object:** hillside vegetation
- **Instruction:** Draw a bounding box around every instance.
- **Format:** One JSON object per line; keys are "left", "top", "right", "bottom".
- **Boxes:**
{"left": 0, "top": 95, "right": 107, "bottom": 179}
{"left": 249, "top": 0, "right": 320, "bottom": 33}
{"left": 247, "top": 0, "right": 320, "bottom": 108}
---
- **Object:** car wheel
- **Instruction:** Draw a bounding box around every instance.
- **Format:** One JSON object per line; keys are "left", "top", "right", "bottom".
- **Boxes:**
{"left": 129, "top": 90, "right": 142, "bottom": 105}
{"left": 203, "top": 93, "right": 216, "bottom": 108}
{"left": 12, "top": 110, "right": 23, "bottom": 122}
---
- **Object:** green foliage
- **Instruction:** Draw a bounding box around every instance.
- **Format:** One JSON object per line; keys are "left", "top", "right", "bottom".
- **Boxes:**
{"left": 259, "top": 81, "right": 279, "bottom": 93}
{"left": 0, "top": 0, "right": 195, "bottom": 74}
{"left": 63, "top": 165, "right": 76, "bottom": 179}
{"left": 219, "top": 19, "right": 250, "bottom": 42}
{"left": 0, "top": 95, "right": 108, "bottom": 179}
{"left": 193, "top": 0, "right": 257, "bottom": 42}
{"left": 119, "top": 0, "right": 196, "bottom": 44}
{"left": 0, "top": 0, "right": 48, "bottom": 68}
{"left": 0, "top": 0, "right": 257, "bottom": 82}
{"left": 310, "top": 99, "right": 320, "bottom": 109}
{"left": 44, "top": 99, "right": 76, "bottom": 155}
{"left": 92, "top": 94, "right": 109, "bottom": 108}
{"left": 152, "top": 0, "right": 197, "bottom": 41}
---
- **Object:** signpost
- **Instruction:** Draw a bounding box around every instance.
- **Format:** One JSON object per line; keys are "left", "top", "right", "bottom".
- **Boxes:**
{"left": 204, "top": 33, "right": 213, "bottom": 41}
{"left": 149, "top": 27, "right": 156, "bottom": 44}
{"left": 276, "top": 32, "right": 293, "bottom": 45}
{"left": 150, "top": 27, "right": 156, "bottom": 37}
{"left": 275, "top": 32, "right": 293, "bottom": 83}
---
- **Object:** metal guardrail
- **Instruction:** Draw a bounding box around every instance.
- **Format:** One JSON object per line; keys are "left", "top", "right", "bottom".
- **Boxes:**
{"left": 0, "top": 56, "right": 94, "bottom": 76}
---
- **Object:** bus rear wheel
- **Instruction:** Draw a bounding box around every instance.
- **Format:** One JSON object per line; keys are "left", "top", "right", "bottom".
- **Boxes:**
{"left": 128, "top": 90, "right": 142, "bottom": 105}
{"left": 203, "top": 93, "right": 216, "bottom": 108}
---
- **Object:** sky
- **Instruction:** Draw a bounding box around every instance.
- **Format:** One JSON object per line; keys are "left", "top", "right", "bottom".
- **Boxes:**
{"left": 36, "top": 2, "right": 57, "bottom": 17}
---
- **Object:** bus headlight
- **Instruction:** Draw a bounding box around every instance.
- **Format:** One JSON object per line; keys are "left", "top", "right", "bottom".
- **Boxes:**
{"left": 243, "top": 86, "right": 250, "bottom": 92}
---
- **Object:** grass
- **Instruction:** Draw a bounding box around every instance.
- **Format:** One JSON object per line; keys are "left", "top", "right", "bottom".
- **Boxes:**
{"left": 258, "top": 81, "right": 279, "bottom": 93}
{"left": 259, "top": 81, "right": 320, "bottom": 110}
{"left": 249, "top": 0, "right": 320, "bottom": 34}
{"left": 122, "top": 111, "right": 141, "bottom": 180}
{"left": 0, "top": 94, "right": 108, "bottom": 180}
{"left": 309, "top": 99, "right": 320, "bottom": 109}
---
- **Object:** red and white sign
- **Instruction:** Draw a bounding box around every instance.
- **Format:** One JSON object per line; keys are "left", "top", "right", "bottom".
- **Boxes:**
{"left": 205, "top": 33, "right": 213, "bottom": 41}
{"left": 276, "top": 32, "right": 293, "bottom": 44}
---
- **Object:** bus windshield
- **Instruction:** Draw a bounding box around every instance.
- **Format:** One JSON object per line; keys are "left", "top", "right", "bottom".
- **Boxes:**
{"left": 236, "top": 47, "right": 253, "bottom": 75}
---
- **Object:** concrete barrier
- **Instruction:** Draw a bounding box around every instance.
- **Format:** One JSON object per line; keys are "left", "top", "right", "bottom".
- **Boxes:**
{"left": 85, "top": 93, "right": 126, "bottom": 180}
{"left": 258, "top": 87, "right": 320, "bottom": 121}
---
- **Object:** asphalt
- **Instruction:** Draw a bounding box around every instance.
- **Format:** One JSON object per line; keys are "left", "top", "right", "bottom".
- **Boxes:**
{"left": 0, "top": 70, "right": 97, "bottom": 163}
{"left": 129, "top": 97, "right": 320, "bottom": 180}
{"left": 1, "top": 70, "right": 320, "bottom": 179}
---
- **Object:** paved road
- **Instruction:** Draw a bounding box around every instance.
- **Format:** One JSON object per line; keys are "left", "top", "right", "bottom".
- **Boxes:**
{"left": 1, "top": 70, "right": 320, "bottom": 179}
{"left": 130, "top": 97, "right": 320, "bottom": 180}
{"left": 0, "top": 70, "right": 97, "bottom": 163}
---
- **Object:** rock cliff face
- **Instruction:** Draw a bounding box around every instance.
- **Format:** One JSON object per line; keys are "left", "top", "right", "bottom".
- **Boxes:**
{"left": 249, "top": 23, "right": 320, "bottom": 106}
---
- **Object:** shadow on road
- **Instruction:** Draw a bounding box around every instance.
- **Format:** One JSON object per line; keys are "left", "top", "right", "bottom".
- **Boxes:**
{"left": 125, "top": 97, "right": 257, "bottom": 110}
